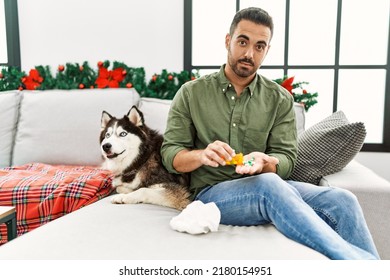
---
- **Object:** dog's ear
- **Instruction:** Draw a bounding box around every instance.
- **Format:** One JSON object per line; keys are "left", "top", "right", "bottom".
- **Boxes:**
{"left": 101, "top": 111, "right": 113, "bottom": 129}
{"left": 127, "top": 106, "right": 144, "bottom": 127}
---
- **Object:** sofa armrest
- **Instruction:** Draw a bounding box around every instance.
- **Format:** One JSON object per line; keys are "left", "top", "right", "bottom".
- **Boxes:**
{"left": 0, "top": 91, "right": 21, "bottom": 168}
{"left": 319, "top": 160, "right": 390, "bottom": 259}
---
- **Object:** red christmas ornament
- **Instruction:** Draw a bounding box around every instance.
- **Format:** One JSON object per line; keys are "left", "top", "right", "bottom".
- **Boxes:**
{"left": 122, "top": 70, "right": 127, "bottom": 76}
{"left": 97, "top": 61, "right": 104, "bottom": 68}
{"left": 79, "top": 83, "right": 85, "bottom": 89}
{"left": 126, "top": 83, "right": 133, "bottom": 88}
{"left": 168, "top": 75, "right": 173, "bottom": 81}
{"left": 79, "top": 65, "right": 84, "bottom": 71}
{"left": 152, "top": 75, "right": 157, "bottom": 82}
{"left": 58, "top": 65, "right": 65, "bottom": 72}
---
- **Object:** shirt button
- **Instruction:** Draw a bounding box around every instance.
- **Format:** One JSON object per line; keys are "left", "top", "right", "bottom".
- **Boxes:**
{"left": 228, "top": 84, "right": 232, "bottom": 88}
{"left": 231, "top": 96, "right": 235, "bottom": 100}
{"left": 233, "top": 123, "right": 236, "bottom": 127}
{"left": 222, "top": 88, "right": 226, "bottom": 92}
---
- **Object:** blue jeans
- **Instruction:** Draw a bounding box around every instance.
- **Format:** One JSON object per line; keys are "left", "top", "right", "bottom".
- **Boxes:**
{"left": 195, "top": 173, "right": 380, "bottom": 260}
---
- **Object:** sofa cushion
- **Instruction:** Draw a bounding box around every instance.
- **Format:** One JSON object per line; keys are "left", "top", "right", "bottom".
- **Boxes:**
{"left": 138, "top": 97, "right": 173, "bottom": 134}
{"left": 320, "top": 160, "right": 390, "bottom": 259}
{"left": 0, "top": 91, "right": 21, "bottom": 168}
{"left": 12, "top": 89, "right": 140, "bottom": 166}
{"left": 289, "top": 111, "right": 366, "bottom": 185}
{"left": 0, "top": 195, "right": 327, "bottom": 259}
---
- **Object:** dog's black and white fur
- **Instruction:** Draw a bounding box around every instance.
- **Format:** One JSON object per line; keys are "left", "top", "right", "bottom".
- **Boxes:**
{"left": 100, "top": 106, "right": 191, "bottom": 210}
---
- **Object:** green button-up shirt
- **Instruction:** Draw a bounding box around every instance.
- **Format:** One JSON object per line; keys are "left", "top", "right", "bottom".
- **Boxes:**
{"left": 161, "top": 65, "right": 297, "bottom": 196}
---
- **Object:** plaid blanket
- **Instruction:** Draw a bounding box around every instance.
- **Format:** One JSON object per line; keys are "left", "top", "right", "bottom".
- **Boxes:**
{"left": 0, "top": 163, "right": 114, "bottom": 244}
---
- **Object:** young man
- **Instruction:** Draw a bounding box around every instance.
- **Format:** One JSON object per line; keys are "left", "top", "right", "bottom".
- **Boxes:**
{"left": 161, "top": 7, "right": 379, "bottom": 260}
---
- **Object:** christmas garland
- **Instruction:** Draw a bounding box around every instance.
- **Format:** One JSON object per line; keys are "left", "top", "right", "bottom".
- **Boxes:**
{"left": 0, "top": 61, "right": 318, "bottom": 111}
{"left": 0, "top": 60, "right": 198, "bottom": 100}
{"left": 274, "top": 76, "right": 318, "bottom": 112}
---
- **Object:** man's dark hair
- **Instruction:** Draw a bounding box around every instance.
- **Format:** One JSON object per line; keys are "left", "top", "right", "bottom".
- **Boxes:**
{"left": 229, "top": 7, "right": 274, "bottom": 39}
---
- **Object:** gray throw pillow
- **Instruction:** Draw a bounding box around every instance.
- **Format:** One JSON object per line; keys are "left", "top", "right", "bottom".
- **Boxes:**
{"left": 288, "top": 111, "right": 366, "bottom": 185}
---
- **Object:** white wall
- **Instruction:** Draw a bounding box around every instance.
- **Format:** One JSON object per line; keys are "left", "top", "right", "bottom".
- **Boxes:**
{"left": 17, "top": 0, "right": 184, "bottom": 79}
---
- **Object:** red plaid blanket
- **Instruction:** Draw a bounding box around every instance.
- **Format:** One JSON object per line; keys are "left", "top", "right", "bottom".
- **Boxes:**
{"left": 0, "top": 163, "right": 114, "bottom": 244}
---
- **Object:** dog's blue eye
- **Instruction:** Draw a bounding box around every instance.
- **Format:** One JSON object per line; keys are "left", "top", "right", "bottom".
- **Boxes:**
{"left": 119, "top": 132, "right": 127, "bottom": 137}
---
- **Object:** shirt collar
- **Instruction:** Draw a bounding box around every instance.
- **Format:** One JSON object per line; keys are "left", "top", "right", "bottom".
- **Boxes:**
{"left": 218, "top": 64, "right": 258, "bottom": 97}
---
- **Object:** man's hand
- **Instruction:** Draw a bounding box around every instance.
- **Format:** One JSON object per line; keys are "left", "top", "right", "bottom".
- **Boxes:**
{"left": 173, "top": 142, "right": 278, "bottom": 175}
{"left": 200, "top": 140, "right": 235, "bottom": 167}
{"left": 173, "top": 140, "right": 235, "bottom": 173}
{"left": 235, "top": 152, "right": 279, "bottom": 175}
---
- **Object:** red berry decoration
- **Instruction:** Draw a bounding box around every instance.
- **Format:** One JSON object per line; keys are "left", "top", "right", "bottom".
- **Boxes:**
{"left": 152, "top": 75, "right": 157, "bottom": 82}
{"left": 79, "top": 83, "right": 85, "bottom": 89}
{"left": 0, "top": 73, "right": 3, "bottom": 79}
{"left": 126, "top": 83, "right": 133, "bottom": 88}
{"left": 79, "top": 65, "right": 84, "bottom": 71}
{"left": 168, "top": 75, "right": 173, "bottom": 81}
{"left": 58, "top": 65, "right": 65, "bottom": 72}
{"left": 97, "top": 61, "right": 104, "bottom": 68}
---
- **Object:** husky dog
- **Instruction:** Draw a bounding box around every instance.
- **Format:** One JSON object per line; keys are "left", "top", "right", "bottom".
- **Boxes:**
{"left": 100, "top": 106, "right": 191, "bottom": 210}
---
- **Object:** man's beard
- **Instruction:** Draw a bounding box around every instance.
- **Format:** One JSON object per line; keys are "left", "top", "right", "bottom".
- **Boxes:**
{"left": 228, "top": 51, "right": 257, "bottom": 78}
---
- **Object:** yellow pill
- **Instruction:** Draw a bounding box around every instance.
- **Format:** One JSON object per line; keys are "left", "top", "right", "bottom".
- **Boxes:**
{"left": 225, "top": 153, "right": 244, "bottom": 165}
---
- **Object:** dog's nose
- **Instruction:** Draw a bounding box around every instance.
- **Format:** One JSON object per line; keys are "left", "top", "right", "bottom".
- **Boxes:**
{"left": 102, "top": 143, "right": 112, "bottom": 153}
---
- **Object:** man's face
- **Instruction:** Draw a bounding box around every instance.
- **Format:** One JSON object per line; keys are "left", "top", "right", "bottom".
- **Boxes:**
{"left": 226, "top": 20, "right": 271, "bottom": 78}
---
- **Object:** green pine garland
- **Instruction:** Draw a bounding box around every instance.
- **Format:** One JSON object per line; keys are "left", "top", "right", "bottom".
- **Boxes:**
{"left": 274, "top": 76, "right": 319, "bottom": 112}
{"left": 0, "top": 67, "right": 25, "bottom": 91}
{"left": 293, "top": 91, "right": 319, "bottom": 112}
{"left": 0, "top": 62, "right": 318, "bottom": 111}
{"left": 143, "top": 69, "right": 198, "bottom": 100}
{"left": 54, "top": 62, "right": 96, "bottom": 89}
{"left": 0, "top": 61, "right": 198, "bottom": 99}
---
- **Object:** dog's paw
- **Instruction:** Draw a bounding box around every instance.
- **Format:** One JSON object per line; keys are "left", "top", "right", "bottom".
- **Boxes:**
{"left": 122, "top": 191, "right": 143, "bottom": 204}
{"left": 112, "top": 177, "right": 123, "bottom": 188}
{"left": 110, "top": 193, "right": 142, "bottom": 205}
{"left": 116, "top": 186, "right": 131, "bottom": 194}
{"left": 110, "top": 194, "right": 127, "bottom": 204}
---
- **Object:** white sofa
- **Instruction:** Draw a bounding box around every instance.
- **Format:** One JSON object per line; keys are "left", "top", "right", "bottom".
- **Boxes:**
{"left": 0, "top": 89, "right": 389, "bottom": 260}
